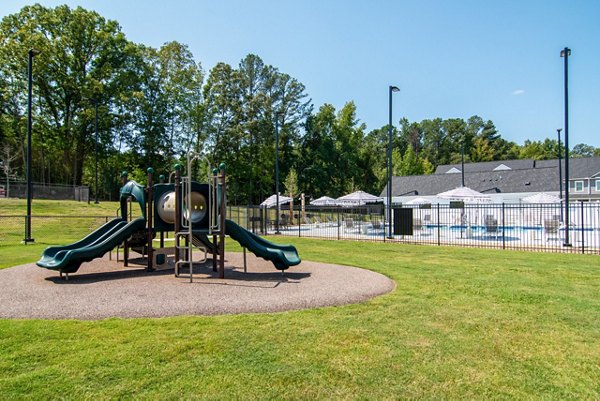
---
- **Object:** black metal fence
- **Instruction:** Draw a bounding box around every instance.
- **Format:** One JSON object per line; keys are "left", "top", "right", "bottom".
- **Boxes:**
{"left": 1, "top": 180, "right": 89, "bottom": 201}
{"left": 1, "top": 203, "right": 598, "bottom": 255}
{"left": 248, "top": 202, "right": 600, "bottom": 255}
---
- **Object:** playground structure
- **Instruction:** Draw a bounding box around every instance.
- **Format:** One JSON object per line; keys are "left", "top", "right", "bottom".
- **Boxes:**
{"left": 37, "top": 152, "right": 301, "bottom": 280}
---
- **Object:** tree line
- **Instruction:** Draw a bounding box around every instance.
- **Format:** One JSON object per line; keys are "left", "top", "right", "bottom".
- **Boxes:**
{"left": 1, "top": 5, "right": 598, "bottom": 203}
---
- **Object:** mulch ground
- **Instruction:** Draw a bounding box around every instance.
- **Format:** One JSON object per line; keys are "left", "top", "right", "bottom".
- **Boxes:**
{"left": 0, "top": 252, "right": 394, "bottom": 320}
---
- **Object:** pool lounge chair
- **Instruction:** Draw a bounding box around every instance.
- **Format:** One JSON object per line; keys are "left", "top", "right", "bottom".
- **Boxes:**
{"left": 344, "top": 218, "right": 356, "bottom": 233}
{"left": 324, "top": 215, "right": 338, "bottom": 226}
{"left": 483, "top": 215, "right": 500, "bottom": 238}
{"left": 543, "top": 219, "right": 561, "bottom": 241}
{"left": 371, "top": 219, "right": 383, "bottom": 232}
{"left": 279, "top": 214, "right": 289, "bottom": 230}
{"left": 412, "top": 217, "right": 423, "bottom": 236}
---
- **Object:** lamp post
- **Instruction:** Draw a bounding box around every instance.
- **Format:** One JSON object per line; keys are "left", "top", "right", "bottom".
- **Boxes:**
{"left": 92, "top": 98, "right": 99, "bottom": 204}
{"left": 461, "top": 141, "right": 465, "bottom": 187}
{"left": 24, "top": 48, "right": 40, "bottom": 244}
{"left": 560, "top": 47, "right": 571, "bottom": 247}
{"left": 387, "top": 85, "right": 400, "bottom": 239}
{"left": 557, "top": 128, "right": 563, "bottom": 222}
{"left": 275, "top": 113, "right": 280, "bottom": 235}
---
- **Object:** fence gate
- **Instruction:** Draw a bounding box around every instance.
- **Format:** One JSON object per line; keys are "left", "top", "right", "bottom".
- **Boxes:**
{"left": 393, "top": 207, "right": 414, "bottom": 235}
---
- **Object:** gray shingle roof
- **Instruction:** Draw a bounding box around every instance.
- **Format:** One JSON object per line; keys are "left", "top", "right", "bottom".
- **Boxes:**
{"left": 383, "top": 157, "right": 600, "bottom": 198}
{"left": 381, "top": 167, "right": 560, "bottom": 197}
{"left": 434, "top": 159, "right": 534, "bottom": 174}
{"left": 434, "top": 157, "right": 600, "bottom": 178}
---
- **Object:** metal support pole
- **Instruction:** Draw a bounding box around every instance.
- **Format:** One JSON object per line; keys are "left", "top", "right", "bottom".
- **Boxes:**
{"left": 580, "top": 201, "right": 585, "bottom": 254}
{"left": 174, "top": 165, "right": 182, "bottom": 264}
{"left": 275, "top": 115, "right": 280, "bottom": 234}
{"left": 502, "top": 203, "right": 506, "bottom": 250}
{"left": 387, "top": 86, "right": 394, "bottom": 239}
{"left": 561, "top": 47, "right": 571, "bottom": 247}
{"left": 121, "top": 171, "right": 129, "bottom": 266}
{"left": 24, "top": 49, "right": 39, "bottom": 244}
{"left": 94, "top": 99, "right": 99, "bottom": 204}
{"left": 387, "top": 85, "right": 400, "bottom": 239}
{"left": 243, "top": 247, "right": 247, "bottom": 273}
{"left": 557, "top": 128, "right": 563, "bottom": 222}
{"left": 146, "top": 167, "right": 154, "bottom": 271}
{"left": 219, "top": 163, "right": 226, "bottom": 279}
{"left": 437, "top": 203, "right": 441, "bottom": 246}
{"left": 461, "top": 142, "right": 465, "bottom": 187}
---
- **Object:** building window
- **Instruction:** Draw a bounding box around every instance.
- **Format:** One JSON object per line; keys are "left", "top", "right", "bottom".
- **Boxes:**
{"left": 596, "top": 180, "right": 600, "bottom": 192}
{"left": 574, "top": 180, "right": 584, "bottom": 192}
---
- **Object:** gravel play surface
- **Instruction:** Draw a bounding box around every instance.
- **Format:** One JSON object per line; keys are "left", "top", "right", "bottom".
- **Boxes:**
{"left": 0, "top": 252, "right": 394, "bottom": 320}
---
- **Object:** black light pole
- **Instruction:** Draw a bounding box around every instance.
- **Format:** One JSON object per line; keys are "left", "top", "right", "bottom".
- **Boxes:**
{"left": 461, "top": 141, "right": 465, "bottom": 187}
{"left": 557, "top": 128, "right": 563, "bottom": 222}
{"left": 387, "top": 85, "right": 400, "bottom": 239}
{"left": 275, "top": 113, "right": 280, "bottom": 235}
{"left": 560, "top": 47, "right": 571, "bottom": 247}
{"left": 557, "top": 128, "right": 563, "bottom": 199}
{"left": 24, "top": 48, "right": 40, "bottom": 244}
{"left": 93, "top": 98, "right": 99, "bottom": 204}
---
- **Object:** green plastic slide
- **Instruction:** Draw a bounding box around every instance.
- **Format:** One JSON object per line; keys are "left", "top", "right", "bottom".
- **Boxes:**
{"left": 37, "top": 217, "right": 146, "bottom": 274}
{"left": 192, "top": 233, "right": 217, "bottom": 254}
{"left": 224, "top": 219, "right": 300, "bottom": 271}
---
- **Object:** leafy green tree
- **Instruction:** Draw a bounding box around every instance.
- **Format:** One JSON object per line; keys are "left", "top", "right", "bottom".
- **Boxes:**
{"left": 519, "top": 139, "right": 558, "bottom": 160}
{"left": 571, "top": 143, "right": 596, "bottom": 158}
{"left": 398, "top": 145, "right": 424, "bottom": 176}
{"left": 391, "top": 148, "right": 403, "bottom": 176}
{"left": 364, "top": 125, "right": 394, "bottom": 192}
{"left": 124, "top": 41, "right": 203, "bottom": 172}
{"left": 202, "top": 62, "right": 241, "bottom": 168}
{"left": 201, "top": 55, "right": 310, "bottom": 204}
{"left": 470, "top": 137, "right": 495, "bottom": 162}
{"left": 441, "top": 118, "right": 467, "bottom": 165}
{"left": 283, "top": 168, "right": 298, "bottom": 197}
{"left": 0, "top": 4, "right": 139, "bottom": 186}
{"left": 420, "top": 118, "right": 444, "bottom": 167}
{"left": 297, "top": 104, "right": 336, "bottom": 198}
{"left": 421, "top": 158, "right": 435, "bottom": 175}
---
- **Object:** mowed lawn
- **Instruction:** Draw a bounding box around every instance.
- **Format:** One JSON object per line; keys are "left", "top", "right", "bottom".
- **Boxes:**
{"left": 0, "top": 200, "right": 599, "bottom": 399}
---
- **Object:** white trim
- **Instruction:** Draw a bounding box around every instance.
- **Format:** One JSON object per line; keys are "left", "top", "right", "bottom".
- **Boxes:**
{"left": 445, "top": 167, "right": 461, "bottom": 174}
{"left": 493, "top": 164, "right": 512, "bottom": 171}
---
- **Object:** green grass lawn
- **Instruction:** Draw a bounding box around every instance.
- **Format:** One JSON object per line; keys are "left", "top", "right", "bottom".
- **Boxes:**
{"left": 0, "top": 198, "right": 120, "bottom": 216}
{"left": 0, "top": 201, "right": 599, "bottom": 399}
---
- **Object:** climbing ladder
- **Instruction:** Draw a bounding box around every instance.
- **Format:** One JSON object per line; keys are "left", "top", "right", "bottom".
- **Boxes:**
{"left": 174, "top": 151, "right": 208, "bottom": 282}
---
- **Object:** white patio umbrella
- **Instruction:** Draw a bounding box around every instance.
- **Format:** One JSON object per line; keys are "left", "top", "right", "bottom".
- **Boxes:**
{"left": 310, "top": 196, "right": 337, "bottom": 206}
{"left": 436, "top": 186, "right": 492, "bottom": 204}
{"left": 405, "top": 197, "right": 432, "bottom": 205}
{"left": 336, "top": 190, "right": 382, "bottom": 206}
{"left": 522, "top": 193, "right": 562, "bottom": 226}
{"left": 522, "top": 193, "right": 561, "bottom": 204}
{"left": 437, "top": 186, "right": 491, "bottom": 227}
{"left": 260, "top": 194, "right": 292, "bottom": 208}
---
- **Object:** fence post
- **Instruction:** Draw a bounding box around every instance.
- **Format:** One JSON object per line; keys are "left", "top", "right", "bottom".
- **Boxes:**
{"left": 437, "top": 203, "right": 440, "bottom": 246}
{"left": 580, "top": 200, "right": 585, "bottom": 254}
{"left": 502, "top": 203, "right": 506, "bottom": 250}
{"left": 298, "top": 207, "right": 301, "bottom": 238}
{"left": 337, "top": 208, "right": 341, "bottom": 240}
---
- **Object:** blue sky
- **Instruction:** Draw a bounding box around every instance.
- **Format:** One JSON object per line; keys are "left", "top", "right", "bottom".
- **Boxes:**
{"left": 3, "top": 0, "right": 599, "bottom": 147}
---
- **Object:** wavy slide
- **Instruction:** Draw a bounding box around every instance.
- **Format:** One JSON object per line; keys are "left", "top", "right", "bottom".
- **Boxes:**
{"left": 37, "top": 217, "right": 147, "bottom": 274}
{"left": 225, "top": 219, "right": 301, "bottom": 271}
